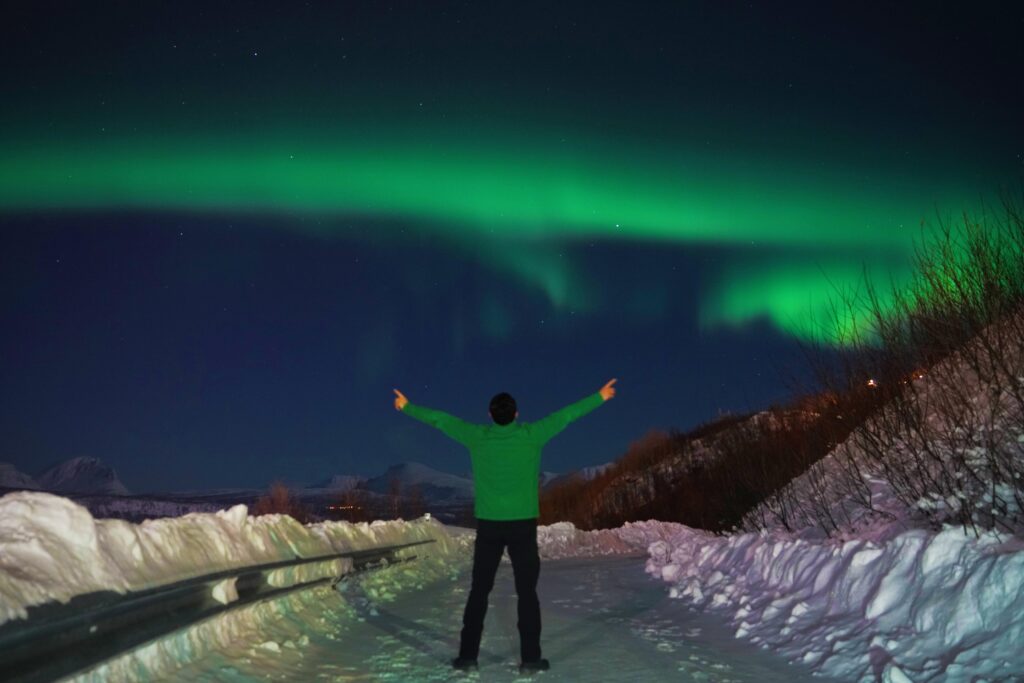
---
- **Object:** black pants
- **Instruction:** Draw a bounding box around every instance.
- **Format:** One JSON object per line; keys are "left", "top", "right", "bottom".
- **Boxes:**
{"left": 459, "top": 518, "right": 541, "bottom": 662}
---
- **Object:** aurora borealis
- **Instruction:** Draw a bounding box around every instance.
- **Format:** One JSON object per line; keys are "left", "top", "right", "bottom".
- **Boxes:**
{"left": 1, "top": 2, "right": 1021, "bottom": 490}
{"left": 0, "top": 121, "right": 998, "bottom": 338}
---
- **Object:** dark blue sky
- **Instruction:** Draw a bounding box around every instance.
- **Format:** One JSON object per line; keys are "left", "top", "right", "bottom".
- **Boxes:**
{"left": 1, "top": 214, "right": 809, "bottom": 490}
{"left": 1, "top": 2, "right": 1021, "bottom": 491}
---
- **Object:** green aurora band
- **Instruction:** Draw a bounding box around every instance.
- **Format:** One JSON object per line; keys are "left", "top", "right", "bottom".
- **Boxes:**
{"left": 0, "top": 127, "right": 989, "bottom": 344}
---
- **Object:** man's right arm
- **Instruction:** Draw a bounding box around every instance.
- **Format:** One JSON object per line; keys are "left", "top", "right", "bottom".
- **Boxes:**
{"left": 401, "top": 402, "right": 476, "bottom": 446}
{"left": 530, "top": 391, "right": 605, "bottom": 444}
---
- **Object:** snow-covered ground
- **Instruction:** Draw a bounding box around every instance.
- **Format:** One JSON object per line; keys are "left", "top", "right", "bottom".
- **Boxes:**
{"left": 0, "top": 493, "right": 829, "bottom": 682}
{"left": 0, "top": 491, "right": 473, "bottom": 682}
{"left": 532, "top": 510, "right": 1024, "bottom": 681}
{"left": 644, "top": 523, "right": 1024, "bottom": 682}
{"left": 0, "top": 492, "right": 469, "bottom": 625}
{"left": 162, "top": 554, "right": 828, "bottom": 682}
{"left": 542, "top": 517, "right": 1021, "bottom": 679}
{"left": 8, "top": 356, "right": 1024, "bottom": 683}
{"left": 640, "top": 324, "right": 1024, "bottom": 682}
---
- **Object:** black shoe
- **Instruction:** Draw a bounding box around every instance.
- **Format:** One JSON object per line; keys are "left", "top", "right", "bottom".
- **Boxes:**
{"left": 451, "top": 657, "right": 478, "bottom": 671}
{"left": 519, "top": 658, "right": 550, "bottom": 673}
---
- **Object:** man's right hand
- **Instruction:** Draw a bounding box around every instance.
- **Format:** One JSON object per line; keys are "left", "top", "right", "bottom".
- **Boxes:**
{"left": 600, "top": 378, "right": 617, "bottom": 401}
{"left": 393, "top": 389, "right": 409, "bottom": 411}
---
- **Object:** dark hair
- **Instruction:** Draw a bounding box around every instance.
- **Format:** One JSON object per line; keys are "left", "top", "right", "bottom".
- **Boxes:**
{"left": 489, "top": 392, "right": 517, "bottom": 425}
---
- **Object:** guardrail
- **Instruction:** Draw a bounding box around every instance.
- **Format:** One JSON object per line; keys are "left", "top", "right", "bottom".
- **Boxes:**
{"left": 0, "top": 538, "right": 435, "bottom": 683}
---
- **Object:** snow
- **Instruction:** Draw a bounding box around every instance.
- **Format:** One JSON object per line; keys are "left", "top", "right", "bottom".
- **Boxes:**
{"left": 4, "top": 498, "right": 1011, "bottom": 682}
{"left": 163, "top": 555, "right": 825, "bottom": 682}
{"left": 539, "top": 470, "right": 561, "bottom": 487}
{"left": 536, "top": 520, "right": 687, "bottom": 559}
{"left": 1, "top": 492, "right": 823, "bottom": 682}
{"left": 16, "top": 489, "right": 1017, "bottom": 681}
{"left": 2, "top": 498, "right": 1018, "bottom": 683}
{"left": 628, "top": 315, "right": 1022, "bottom": 679}
{"left": 540, "top": 461, "right": 615, "bottom": 490}
{"left": 0, "top": 491, "right": 470, "bottom": 627}
{"left": 535, "top": 517, "right": 1024, "bottom": 679}
{"left": 643, "top": 518, "right": 1024, "bottom": 680}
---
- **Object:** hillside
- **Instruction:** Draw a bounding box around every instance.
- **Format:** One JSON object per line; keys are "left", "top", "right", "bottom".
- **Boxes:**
{"left": 744, "top": 309, "right": 1024, "bottom": 540}
{"left": 540, "top": 392, "right": 869, "bottom": 531}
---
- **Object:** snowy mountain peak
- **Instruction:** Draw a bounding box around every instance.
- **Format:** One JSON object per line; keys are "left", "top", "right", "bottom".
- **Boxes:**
{"left": 364, "top": 461, "right": 473, "bottom": 500}
{"left": 37, "top": 456, "right": 130, "bottom": 495}
{"left": 579, "top": 462, "right": 614, "bottom": 479}
{"left": 0, "top": 462, "right": 39, "bottom": 490}
{"left": 542, "top": 462, "right": 615, "bottom": 490}
{"left": 539, "top": 471, "right": 561, "bottom": 487}
{"left": 308, "top": 474, "right": 366, "bottom": 492}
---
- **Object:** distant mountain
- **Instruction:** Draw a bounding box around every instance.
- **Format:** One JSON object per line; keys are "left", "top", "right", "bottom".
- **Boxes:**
{"left": 0, "top": 462, "right": 39, "bottom": 490}
{"left": 542, "top": 462, "right": 615, "bottom": 490}
{"left": 167, "top": 487, "right": 261, "bottom": 497}
{"left": 37, "top": 457, "right": 130, "bottom": 495}
{"left": 539, "top": 471, "right": 561, "bottom": 488}
{"left": 579, "top": 463, "right": 615, "bottom": 480}
{"left": 307, "top": 474, "right": 366, "bottom": 492}
{"left": 363, "top": 462, "right": 473, "bottom": 503}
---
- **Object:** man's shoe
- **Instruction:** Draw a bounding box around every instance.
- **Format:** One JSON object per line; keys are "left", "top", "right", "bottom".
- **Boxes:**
{"left": 451, "top": 657, "right": 478, "bottom": 671}
{"left": 519, "top": 658, "right": 550, "bottom": 673}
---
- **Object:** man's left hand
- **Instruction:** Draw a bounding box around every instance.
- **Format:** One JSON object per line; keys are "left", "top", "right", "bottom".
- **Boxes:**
{"left": 600, "top": 378, "right": 617, "bottom": 401}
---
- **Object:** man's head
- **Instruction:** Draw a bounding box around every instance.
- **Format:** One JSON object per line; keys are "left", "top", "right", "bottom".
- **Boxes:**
{"left": 489, "top": 392, "right": 518, "bottom": 425}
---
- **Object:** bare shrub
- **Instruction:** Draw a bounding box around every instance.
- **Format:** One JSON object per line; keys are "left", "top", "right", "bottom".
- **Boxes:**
{"left": 541, "top": 405, "right": 862, "bottom": 533}
{"left": 806, "top": 196, "right": 1024, "bottom": 536}
{"left": 253, "top": 481, "right": 313, "bottom": 524}
{"left": 403, "top": 484, "right": 426, "bottom": 518}
{"left": 389, "top": 476, "right": 401, "bottom": 519}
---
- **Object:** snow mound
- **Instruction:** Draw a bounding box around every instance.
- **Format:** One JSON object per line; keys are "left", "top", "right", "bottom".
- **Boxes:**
{"left": 37, "top": 457, "right": 130, "bottom": 495}
{"left": 0, "top": 462, "right": 38, "bottom": 490}
{"left": 645, "top": 523, "right": 1024, "bottom": 682}
{"left": 0, "top": 491, "right": 470, "bottom": 626}
{"left": 537, "top": 520, "right": 687, "bottom": 559}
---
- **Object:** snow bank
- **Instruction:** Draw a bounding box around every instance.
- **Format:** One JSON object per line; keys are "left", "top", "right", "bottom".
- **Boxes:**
{"left": 0, "top": 491, "right": 469, "bottom": 625}
{"left": 537, "top": 520, "right": 688, "bottom": 559}
{"left": 645, "top": 522, "right": 1024, "bottom": 682}
{"left": 0, "top": 491, "right": 473, "bottom": 682}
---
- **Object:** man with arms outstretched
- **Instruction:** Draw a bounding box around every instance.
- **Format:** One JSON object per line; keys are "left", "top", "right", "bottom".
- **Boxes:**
{"left": 392, "top": 379, "right": 617, "bottom": 673}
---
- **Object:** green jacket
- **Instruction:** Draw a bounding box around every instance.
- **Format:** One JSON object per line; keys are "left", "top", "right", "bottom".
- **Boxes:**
{"left": 401, "top": 392, "right": 605, "bottom": 520}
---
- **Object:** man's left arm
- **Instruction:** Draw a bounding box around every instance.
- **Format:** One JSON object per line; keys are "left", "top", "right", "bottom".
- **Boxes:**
{"left": 530, "top": 379, "right": 617, "bottom": 444}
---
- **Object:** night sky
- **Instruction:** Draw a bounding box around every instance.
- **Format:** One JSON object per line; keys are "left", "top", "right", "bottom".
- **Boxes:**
{"left": 2, "top": 2, "right": 1022, "bottom": 492}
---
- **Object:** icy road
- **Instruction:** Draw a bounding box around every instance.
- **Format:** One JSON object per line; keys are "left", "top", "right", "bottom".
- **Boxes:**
{"left": 162, "top": 555, "right": 826, "bottom": 682}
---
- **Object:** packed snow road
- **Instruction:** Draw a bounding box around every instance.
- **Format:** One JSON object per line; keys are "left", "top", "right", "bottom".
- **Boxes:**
{"left": 163, "top": 555, "right": 826, "bottom": 682}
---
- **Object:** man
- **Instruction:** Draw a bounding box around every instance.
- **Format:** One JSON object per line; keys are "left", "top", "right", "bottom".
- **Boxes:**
{"left": 392, "top": 378, "right": 617, "bottom": 674}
